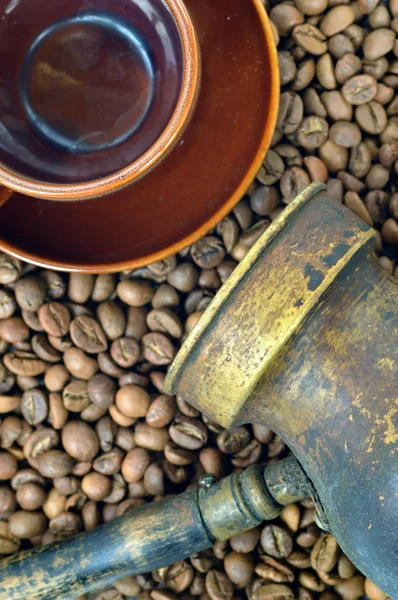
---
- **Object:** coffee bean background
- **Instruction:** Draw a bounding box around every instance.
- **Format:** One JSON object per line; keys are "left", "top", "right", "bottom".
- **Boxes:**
{"left": 0, "top": 1, "right": 397, "bottom": 598}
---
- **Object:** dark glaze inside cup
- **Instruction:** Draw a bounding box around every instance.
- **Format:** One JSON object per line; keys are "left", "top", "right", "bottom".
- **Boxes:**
{"left": 0, "top": 0, "right": 183, "bottom": 184}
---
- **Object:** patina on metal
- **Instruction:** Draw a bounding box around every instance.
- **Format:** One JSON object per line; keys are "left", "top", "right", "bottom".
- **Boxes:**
{"left": 0, "top": 457, "right": 308, "bottom": 600}
{"left": 164, "top": 182, "right": 398, "bottom": 598}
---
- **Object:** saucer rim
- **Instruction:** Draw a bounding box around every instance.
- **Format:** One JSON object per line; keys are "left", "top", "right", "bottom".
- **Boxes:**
{"left": 0, "top": 0, "right": 280, "bottom": 273}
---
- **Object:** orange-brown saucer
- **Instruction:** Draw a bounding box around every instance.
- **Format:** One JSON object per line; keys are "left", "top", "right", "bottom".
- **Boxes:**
{"left": 0, "top": 0, "right": 279, "bottom": 272}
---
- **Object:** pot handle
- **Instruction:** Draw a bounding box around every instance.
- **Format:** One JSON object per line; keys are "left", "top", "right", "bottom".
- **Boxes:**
{"left": 0, "top": 187, "right": 14, "bottom": 208}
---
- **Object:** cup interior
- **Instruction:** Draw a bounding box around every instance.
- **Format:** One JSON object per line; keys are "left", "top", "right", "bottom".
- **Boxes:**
{"left": 0, "top": 0, "right": 185, "bottom": 185}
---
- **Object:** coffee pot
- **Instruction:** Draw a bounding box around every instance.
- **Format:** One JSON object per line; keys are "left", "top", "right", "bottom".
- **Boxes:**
{"left": 0, "top": 184, "right": 396, "bottom": 599}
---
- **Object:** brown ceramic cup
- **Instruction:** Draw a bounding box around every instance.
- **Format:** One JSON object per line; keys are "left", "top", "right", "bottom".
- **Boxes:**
{"left": 0, "top": 0, "right": 200, "bottom": 202}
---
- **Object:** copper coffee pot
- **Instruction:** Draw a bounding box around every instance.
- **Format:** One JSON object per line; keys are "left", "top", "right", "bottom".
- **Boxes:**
{"left": 0, "top": 183, "right": 396, "bottom": 599}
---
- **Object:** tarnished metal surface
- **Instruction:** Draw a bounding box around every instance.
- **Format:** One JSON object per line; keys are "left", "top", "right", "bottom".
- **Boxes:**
{"left": 199, "top": 464, "right": 281, "bottom": 540}
{"left": 164, "top": 183, "right": 374, "bottom": 427}
{"left": 0, "top": 456, "right": 308, "bottom": 599}
{"left": 164, "top": 184, "right": 397, "bottom": 597}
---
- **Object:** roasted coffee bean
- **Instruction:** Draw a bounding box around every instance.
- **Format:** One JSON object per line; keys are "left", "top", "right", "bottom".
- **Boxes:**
{"left": 303, "top": 156, "right": 328, "bottom": 182}
{"left": 311, "top": 534, "right": 340, "bottom": 574}
{"left": 93, "top": 447, "right": 123, "bottom": 475}
{"left": 345, "top": 192, "right": 373, "bottom": 226}
{"left": 364, "top": 190, "right": 390, "bottom": 224}
{"left": 147, "top": 309, "right": 183, "bottom": 339}
{"left": 167, "top": 264, "right": 199, "bottom": 293}
{"left": 205, "top": 570, "right": 234, "bottom": 600}
{"left": 0, "top": 289, "right": 16, "bottom": 320}
{"left": 280, "top": 167, "right": 311, "bottom": 203}
{"left": 191, "top": 237, "right": 226, "bottom": 269}
{"left": 125, "top": 306, "right": 149, "bottom": 341}
{"left": 255, "top": 556, "right": 295, "bottom": 583}
{"left": 296, "top": 117, "right": 329, "bottom": 149}
{"left": 328, "top": 33, "right": 355, "bottom": 59}
{"left": 87, "top": 374, "right": 116, "bottom": 409}
{"left": 233, "top": 198, "right": 253, "bottom": 229}
{"left": 135, "top": 423, "right": 169, "bottom": 451}
{"left": 36, "top": 450, "right": 74, "bottom": 478}
{"left": 270, "top": 4, "right": 304, "bottom": 36}
{"left": 62, "top": 421, "right": 99, "bottom": 461}
{"left": 278, "top": 51, "right": 298, "bottom": 85}
{"left": 0, "top": 317, "right": 29, "bottom": 344}
{"left": 63, "top": 348, "right": 98, "bottom": 381}
{"left": 142, "top": 332, "right": 176, "bottom": 365}
{"left": 146, "top": 395, "right": 176, "bottom": 428}
{"left": 292, "top": 24, "right": 328, "bottom": 55}
{"left": 320, "top": 5, "right": 356, "bottom": 36}
{"left": 342, "top": 75, "right": 377, "bottom": 105}
{"left": 91, "top": 274, "right": 115, "bottom": 303}
{"left": 0, "top": 254, "right": 21, "bottom": 284}
{"left": 349, "top": 143, "right": 372, "bottom": 178}
{"left": 257, "top": 150, "right": 285, "bottom": 185}
{"left": 8, "top": 510, "right": 47, "bottom": 539}
{"left": 329, "top": 122, "right": 362, "bottom": 147}
{"left": 97, "top": 302, "right": 126, "bottom": 341}
{"left": 363, "top": 28, "right": 396, "bottom": 61}
{"left": 321, "top": 91, "right": 353, "bottom": 122}
{"left": 229, "top": 528, "right": 260, "bottom": 554}
{"left": 275, "top": 144, "right": 303, "bottom": 167}
{"left": 280, "top": 504, "right": 301, "bottom": 533}
{"left": 16, "top": 482, "right": 47, "bottom": 510}
{"left": 224, "top": 552, "right": 254, "bottom": 587}
{"left": 231, "top": 439, "right": 262, "bottom": 467}
{"left": 23, "top": 430, "right": 59, "bottom": 465}
{"left": 303, "top": 88, "right": 327, "bottom": 117}
{"left": 366, "top": 164, "right": 390, "bottom": 189}
{"left": 49, "top": 393, "right": 68, "bottom": 430}
{"left": 117, "top": 280, "right": 154, "bottom": 307}
{"left": 261, "top": 525, "right": 293, "bottom": 558}
{"left": 68, "top": 274, "right": 95, "bottom": 304}
{"left": 319, "top": 140, "right": 349, "bottom": 172}
{"left": 316, "top": 53, "right": 336, "bottom": 90}
{"left": 0, "top": 416, "right": 22, "bottom": 449}
{"left": 70, "top": 316, "right": 107, "bottom": 354}
{"left": 21, "top": 389, "right": 48, "bottom": 425}
{"left": 252, "top": 582, "right": 294, "bottom": 600}
{"left": 63, "top": 380, "right": 90, "bottom": 413}
{"left": 335, "top": 54, "right": 362, "bottom": 84}
{"left": 217, "top": 426, "right": 250, "bottom": 454}
{"left": 38, "top": 303, "right": 70, "bottom": 337}
{"left": 116, "top": 385, "right": 150, "bottom": 418}
{"left": 0, "top": 393, "right": 20, "bottom": 413}
{"left": 356, "top": 101, "right": 388, "bottom": 134}
{"left": 275, "top": 93, "right": 304, "bottom": 140}
{"left": 3, "top": 352, "right": 46, "bottom": 377}
{"left": 169, "top": 416, "right": 208, "bottom": 451}
{"left": 0, "top": 452, "right": 18, "bottom": 480}
{"left": 31, "top": 335, "right": 60, "bottom": 363}
{"left": 0, "top": 485, "right": 17, "bottom": 514}
{"left": 82, "top": 472, "right": 112, "bottom": 501}
{"left": 50, "top": 511, "right": 82, "bottom": 535}
{"left": 110, "top": 337, "right": 140, "bottom": 368}
{"left": 364, "top": 578, "right": 388, "bottom": 600}
{"left": 14, "top": 277, "right": 45, "bottom": 312}
{"left": 298, "top": 571, "right": 326, "bottom": 592}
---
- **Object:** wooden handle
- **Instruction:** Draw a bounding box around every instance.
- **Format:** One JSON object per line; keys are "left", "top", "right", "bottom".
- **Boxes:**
{"left": 0, "top": 187, "right": 13, "bottom": 208}
{"left": 0, "top": 490, "right": 212, "bottom": 600}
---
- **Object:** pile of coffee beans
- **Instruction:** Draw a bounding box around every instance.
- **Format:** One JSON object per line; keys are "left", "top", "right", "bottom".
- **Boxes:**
{"left": 264, "top": 0, "right": 398, "bottom": 267}
{"left": 0, "top": 1, "right": 397, "bottom": 598}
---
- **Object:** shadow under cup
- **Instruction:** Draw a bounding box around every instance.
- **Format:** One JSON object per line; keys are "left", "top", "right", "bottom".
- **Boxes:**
{"left": 0, "top": 0, "right": 184, "bottom": 185}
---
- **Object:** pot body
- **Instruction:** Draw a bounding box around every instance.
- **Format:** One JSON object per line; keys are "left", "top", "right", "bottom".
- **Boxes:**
{"left": 165, "top": 183, "right": 398, "bottom": 597}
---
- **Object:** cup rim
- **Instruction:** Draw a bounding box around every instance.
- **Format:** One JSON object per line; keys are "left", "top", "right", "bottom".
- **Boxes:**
{"left": 0, "top": 0, "right": 201, "bottom": 201}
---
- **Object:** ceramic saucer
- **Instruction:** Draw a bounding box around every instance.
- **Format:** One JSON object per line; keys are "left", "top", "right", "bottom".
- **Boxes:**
{"left": 0, "top": 0, "right": 279, "bottom": 272}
